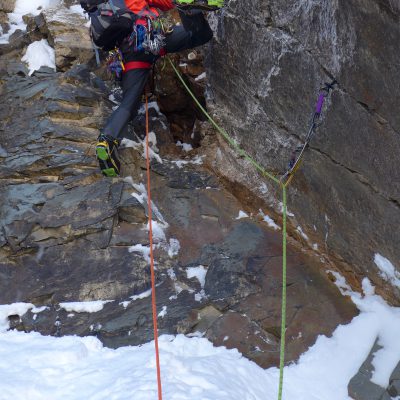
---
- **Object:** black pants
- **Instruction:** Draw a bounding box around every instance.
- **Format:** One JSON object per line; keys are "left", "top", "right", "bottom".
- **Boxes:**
{"left": 103, "top": 11, "right": 213, "bottom": 140}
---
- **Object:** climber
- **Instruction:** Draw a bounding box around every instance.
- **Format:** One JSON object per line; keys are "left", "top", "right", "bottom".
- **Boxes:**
{"left": 81, "top": 0, "right": 224, "bottom": 177}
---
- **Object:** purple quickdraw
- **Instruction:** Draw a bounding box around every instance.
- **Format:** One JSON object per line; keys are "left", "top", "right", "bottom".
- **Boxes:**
{"left": 315, "top": 93, "right": 325, "bottom": 114}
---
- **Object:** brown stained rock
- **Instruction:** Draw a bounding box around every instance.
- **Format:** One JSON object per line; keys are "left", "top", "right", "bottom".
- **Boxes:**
{"left": 0, "top": 0, "right": 15, "bottom": 13}
{"left": 149, "top": 160, "right": 357, "bottom": 367}
{"left": 206, "top": 311, "right": 281, "bottom": 368}
{"left": 41, "top": 7, "right": 93, "bottom": 71}
{"left": 0, "top": 11, "right": 9, "bottom": 32}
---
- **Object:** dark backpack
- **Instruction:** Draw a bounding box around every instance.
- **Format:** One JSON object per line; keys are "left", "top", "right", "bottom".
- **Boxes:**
{"left": 86, "top": 0, "right": 137, "bottom": 51}
{"left": 80, "top": 0, "right": 107, "bottom": 12}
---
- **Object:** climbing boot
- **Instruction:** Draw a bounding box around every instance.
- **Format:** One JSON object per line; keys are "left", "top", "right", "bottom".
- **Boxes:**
{"left": 174, "top": 0, "right": 224, "bottom": 11}
{"left": 96, "top": 134, "right": 121, "bottom": 177}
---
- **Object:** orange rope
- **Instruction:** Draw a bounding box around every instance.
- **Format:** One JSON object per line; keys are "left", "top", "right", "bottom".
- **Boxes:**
{"left": 145, "top": 94, "right": 163, "bottom": 400}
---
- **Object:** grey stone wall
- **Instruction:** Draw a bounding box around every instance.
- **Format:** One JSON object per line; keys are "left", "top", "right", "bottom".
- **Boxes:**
{"left": 207, "top": 0, "right": 400, "bottom": 302}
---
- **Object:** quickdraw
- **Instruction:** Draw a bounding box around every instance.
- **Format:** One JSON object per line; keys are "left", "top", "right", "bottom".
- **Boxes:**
{"left": 127, "top": 15, "right": 166, "bottom": 55}
{"left": 281, "top": 79, "right": 337, "bottom": 185}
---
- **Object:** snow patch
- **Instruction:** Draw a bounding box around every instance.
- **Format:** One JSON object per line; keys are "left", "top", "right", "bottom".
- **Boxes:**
{"left": 59, "top": 301, "right": 113, "bottom": 313}
{"left": 235, "top": 210, "right": 249, "bottom": 220}
{"left": 158, "top": 306, "right": 167, "bottom": 318}
{"left": 186, "top": 265, "right": 207, "bottom": 288}
{"left": 374, "top": 253, "right": 400, "bottom": 289}
{"left": 176, "top": 141, "right": 193, "bottom": 152}
{"left": 170, "top": 155, "right": 204, "bottom": 169}
{"left": 166, "top": 238, "right": 180, "bottom": 258}
{"left": 279, "top": 202, "right": 295, "bottom": 217}
{"left": 195, "top": 72, "right": 206, "bottom": 81}
{"left": 120, "top": 288, "right": 153, "bottom": 308}
{"left": 296, "top": 226, "right": 309, "bottom": 241}
{"left": 0, "top": 274, "right": 400, "bottom": 399}
{"left": 129, "top": 244, "right": 151, "bottom": 263}
{"left": 0, "top": 303, "right": 34, "bottom": 332}
{"left": 259, "top": 210, "right": 280, "bottom": 230}
{"left": 21, "top": 39, "right": 56, "bottom": 75}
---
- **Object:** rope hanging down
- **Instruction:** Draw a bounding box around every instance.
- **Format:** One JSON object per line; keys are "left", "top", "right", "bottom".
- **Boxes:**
{"left": 167, "top": 56, "right": 336, "bottom": 400}
{"left": 167, "top": 57, "right": 288, "bottom": 400}
{"left": 145, "top": 94, "right": 163, "bottom": 400}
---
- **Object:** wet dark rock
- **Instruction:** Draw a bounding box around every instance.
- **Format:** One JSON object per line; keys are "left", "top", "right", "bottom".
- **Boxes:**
{"left": 347, "top": 340, "right": 400, "bottom": 400}
{"left": 348, "top": 373, "right": 386, "bottom": 400}
{"left": 388, "top": 380, "right": 400, "bottom": 397}
{"left": 0, "top": 29, "right": 29, "bottom": 55}
{"left": 118, "top": 184, "right": 147, "bottom": 224}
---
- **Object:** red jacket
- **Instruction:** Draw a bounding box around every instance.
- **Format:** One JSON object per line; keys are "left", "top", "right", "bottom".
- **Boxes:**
{"left": 125, "top": 0, "right": 175, "bottom": 15}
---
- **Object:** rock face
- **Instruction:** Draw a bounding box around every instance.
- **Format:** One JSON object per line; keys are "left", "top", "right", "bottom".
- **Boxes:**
{"left": 23, "top": 7, "right": 93, "bottom": 71}
{"left": 0, "top": 1, "right": 358, "bottom": 369}
{"left": 207, "top": 1, "right": 400, "bottom": 303}
{"left": 348, "top": 340, "right": 400, "bottom": 400}
{"left": 0, "top": 0, "right": 15, "bottom": 13}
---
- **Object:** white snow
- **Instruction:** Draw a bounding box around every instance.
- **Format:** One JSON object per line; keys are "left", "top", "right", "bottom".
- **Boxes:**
{"left": 59, "top": 300, "right": 113, "bottom": 313}
{"left": 130, "top": 288, "right": 153, "bottom": 302}
{"left": 187, "top": 265, "right": 208, "bottom": 302}
{"left": 31, "top": 306, "right": 48, "bottom": 314}
{"left": 147, "top": 220, "right": 167, "bottom": 242}
{"left": 374, "top": 253, "right": 400, "bottom": 289}
{"left": 0, "top": 303, "right": 34, "bottom": 332}
{"left": 0, "top": 274, "right": 399, "bottom": 399}
{"left": 186, "top": 265, "right": 207, "bottom": 288}
{"left": 124, "top": 178, "right": 167, "bottom": 225}
{"left": 68, "top": 4, "right": 86, "bottom": 17}
{"left": 21, "top": 39, "right": 56, "bottom": 75}
{"left": 235, "top": 210, "right": 249, "bottom": 219}
{"left": 296, "top": 226, "right": 309, "bottom": 241}
{"left": 120, "top": 133, "right": 162, "bottom": 164}
{"left": 129, "top": 243, "right": 151, "bottom": 263}
{"left": 170, "top": 155, "right": 204, "bottom": 169}
{"left": 167, "top": 238, "right": 181, "bottom": 258}
{"left": 279, "top": 202, "right": 295, "bottom": 217}
{"left": 259, "top": 209, "right": 280, "bottom": 230}
{"left": 158, "top": 306, "right": 167, "bottom": 318}
{"left": 0, "top": 0, "right": 62, "bottom": 43}
{"left": 0, "top": 332, "right": 270, "bottom": 400}
{"left": 176, "top": 141, "right": 194, "bottom": 152}
{"left": 194, "top": 290, "right": 207, "bottom": 302}
{"left": 120, "top": 288, "right": 153, "bottom": 308}
{"left": 195, "top": 72, "right": 207, "bottom": 81}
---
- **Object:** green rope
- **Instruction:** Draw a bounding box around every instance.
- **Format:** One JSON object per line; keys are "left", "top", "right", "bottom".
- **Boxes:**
{"left": 278, "top": 185, "right": 287, "bottom": 400}
{"left": 167, "top": 58, "right": 281, "bottom": 185}
{"left": 167, "top": 56, "right": 287, "bottom": 399}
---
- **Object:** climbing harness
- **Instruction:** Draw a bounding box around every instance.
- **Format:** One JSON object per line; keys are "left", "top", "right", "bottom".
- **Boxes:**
{"left": 145, "top": 92, "right": 163, "bottom": 400}
{"left": 281, "top": 79, "right": 337, "bottom": 185}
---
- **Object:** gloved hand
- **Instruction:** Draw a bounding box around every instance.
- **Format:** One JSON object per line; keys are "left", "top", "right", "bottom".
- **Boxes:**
{"left": 174, "top": 0, "right": 224, "bottom": 10}
{"left": 205, "top": 0, "right": 224, "bottom": 7}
